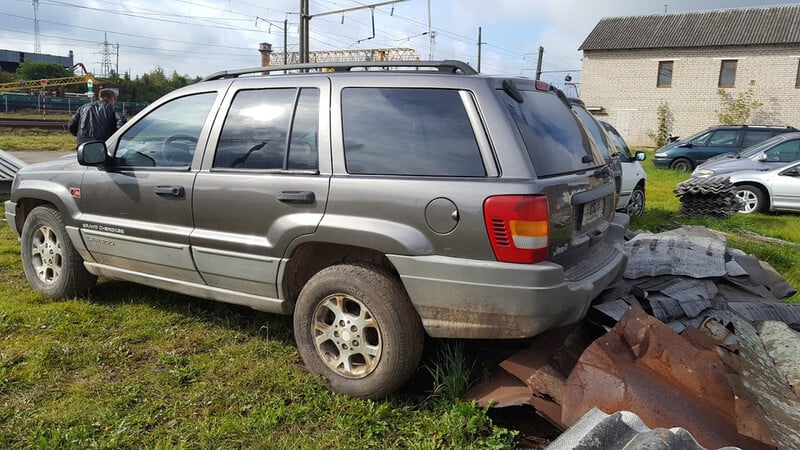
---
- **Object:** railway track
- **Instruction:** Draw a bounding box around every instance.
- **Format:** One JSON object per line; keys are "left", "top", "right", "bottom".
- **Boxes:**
{"left": 0, "top": 118, "right": 68, "bottom": 130}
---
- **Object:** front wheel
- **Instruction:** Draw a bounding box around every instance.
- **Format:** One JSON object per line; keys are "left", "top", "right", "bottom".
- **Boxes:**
{"left": 626, "top": 187, "right": 646, "bottom": 217}
{"left": 735, "top": 185, "right": 766, "bottom": 214}
{"left": 20, "top": 206, "right": 97, "bottom": 299}
{"left": 669, "top": 158, "right": 694, "bottom": 171}
{"left": 293, "top": 263, "right": 424, "bottom": 399}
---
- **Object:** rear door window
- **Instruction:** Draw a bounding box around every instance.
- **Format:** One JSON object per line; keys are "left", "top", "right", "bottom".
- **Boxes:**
{"left": 502, "top": 90, "right": 599, "bottom": 176}
{"left": 764, "top": 139, "right": 800, "bottom": 162}
{"left": 214, "top": 88, "right": 319, "bottom": 171}
{"left": 341, "top": 88, "right": 485, "bottom": 176}
{"left": 743, "top": 130, "right": 774, "bottom": 147}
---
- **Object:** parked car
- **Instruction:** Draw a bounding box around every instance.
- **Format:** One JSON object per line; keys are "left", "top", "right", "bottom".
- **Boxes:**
{"left": 728, "top": 160, "right": 800, "bottom": 213}
{"left": 653, "top": 125, "right": 798, "bottom": 171}
{"left": 568, "top": 98, "right": 623, "bottom": 196}
{"left": 599, "top": 120, "right": 648, "bottom": 217}
{"left": 5, "top": 60, "right": 628, "bottom": 399}
{"left": 692, "top": 132, "right": 800, "bottom": 178}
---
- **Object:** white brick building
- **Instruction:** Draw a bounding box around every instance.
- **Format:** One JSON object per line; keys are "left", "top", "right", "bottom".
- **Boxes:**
{"left": 579, "top": 5, "right": 800, "bottom": 147}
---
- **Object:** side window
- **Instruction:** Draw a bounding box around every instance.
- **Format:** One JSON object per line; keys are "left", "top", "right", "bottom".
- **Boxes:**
{"left": 690, "top": 131, "right": 713, "bottom": 146}
{"left": 115, "top": 92, "right": 217, "bottom": 168}
{"left": 342, "top": 88, "right": 485, "bottom": 176}
{"left": 743, "top": 130, "right": 774, "bottom": 147}
{"left": 796, "top": 60, "right": 800, "bottom": 88}
{"left": 707, "top": 130, "right": 739, "bottom": 146}
{"left": 213, "top": 88, "right": 295, "bottom": 170}
{"left": 719, "top": 60, "right": 737, "bottom": 88}
{"left": 657, "top": 61, "right": 673, "bottom": 87}
{"left": 764, "top": 140, "right": 800, "bottom": 162}
{"left": 288, "top": 89, "right": 320, "bottom": 170}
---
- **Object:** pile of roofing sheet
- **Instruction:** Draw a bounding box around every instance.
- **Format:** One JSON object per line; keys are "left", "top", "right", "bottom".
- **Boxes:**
{"left": 674, "top": 176, "right": 743, "bottom": 218}
{"left": 0, "top": 150, "right": 26, "bottom": 195}
{"left": 465, "top": 226, "right": 800, "bottom": 450}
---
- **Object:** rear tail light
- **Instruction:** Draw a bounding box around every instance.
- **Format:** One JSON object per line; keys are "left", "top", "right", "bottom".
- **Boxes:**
{"left": 484, "top": 195, "right": 549, "bottom": 264}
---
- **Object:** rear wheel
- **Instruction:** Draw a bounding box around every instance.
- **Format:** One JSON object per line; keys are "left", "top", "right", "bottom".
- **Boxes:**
{"left": 20, "top": 206, "right": 97, "bottom": 299}
{"left": 735, "top": 185, "right": 766, "bottom": 214}
{"left": 293, "top": 263, "right": 424, "bottom": 399}
{"left": 626, "top": 186, "right": 646, "bottom": 217}
{"left": 669, "top": 158, "right": 694, "bottom": 171}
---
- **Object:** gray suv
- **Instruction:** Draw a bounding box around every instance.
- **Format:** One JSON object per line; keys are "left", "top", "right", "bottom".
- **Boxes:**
{"left": 6, "top": 61, "right": 627, "bottom": 399}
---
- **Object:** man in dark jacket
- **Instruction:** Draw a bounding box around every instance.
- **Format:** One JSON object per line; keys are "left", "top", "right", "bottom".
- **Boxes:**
{"left": 68, "top": 88, "right": 126, "bottom": 146}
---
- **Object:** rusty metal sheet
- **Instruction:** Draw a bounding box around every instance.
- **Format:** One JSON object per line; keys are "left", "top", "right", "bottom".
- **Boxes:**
{"left": 464, "top": 368, "right": 532, "bottom": 409}
{"left": 731, "top": 316, "right": 800, "bottom": 449}
{"left": 561, "top": 305, "right": 771, "bottom": 450}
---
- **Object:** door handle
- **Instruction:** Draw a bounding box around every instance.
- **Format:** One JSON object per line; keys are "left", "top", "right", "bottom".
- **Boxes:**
{"left": 154, "top": 185, "right": 185, "bottom": 198}
{"left": 277, "top": 190, "right": 315, "bottom": 204}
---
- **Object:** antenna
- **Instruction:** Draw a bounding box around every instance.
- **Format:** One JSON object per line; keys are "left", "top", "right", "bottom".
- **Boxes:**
{"left": 32, "top": 0, "right": 41, "bottom": 53}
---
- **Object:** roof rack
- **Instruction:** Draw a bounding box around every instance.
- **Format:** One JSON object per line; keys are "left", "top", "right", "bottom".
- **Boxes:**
{"left": 202, "top": 60, "right": 477, "bottom": 81}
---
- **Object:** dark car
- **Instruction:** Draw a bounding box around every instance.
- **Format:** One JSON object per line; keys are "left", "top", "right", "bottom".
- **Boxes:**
{"left": 692, "top": 132, "right": 800, "bottom": 178}
{"left": 652, "top": 125, "right": 798, "bottom": 171}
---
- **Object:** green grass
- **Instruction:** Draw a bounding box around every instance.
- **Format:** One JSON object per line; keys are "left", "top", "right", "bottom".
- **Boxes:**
{"left": 0, "top": 127, "right": 75, "bottom": 152}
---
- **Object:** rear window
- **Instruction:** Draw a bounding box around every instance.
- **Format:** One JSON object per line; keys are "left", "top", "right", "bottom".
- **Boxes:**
{"left": 501, "top": 89, "right": 599, "bottom": 177}
{"left": 341, "top": 88, "right": 485, "bottom": 176}
{"left": 571, "top": 105, "right": 612, "bottom": 159}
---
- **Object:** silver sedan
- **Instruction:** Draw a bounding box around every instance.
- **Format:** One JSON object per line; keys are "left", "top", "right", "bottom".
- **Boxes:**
{"left": 729, "top": 160, "right": 800, "bottom": 213}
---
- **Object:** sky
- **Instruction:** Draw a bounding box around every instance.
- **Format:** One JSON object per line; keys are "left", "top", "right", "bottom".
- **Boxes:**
{"left": 2, "top": 0, "right": 798, "bottom": 91}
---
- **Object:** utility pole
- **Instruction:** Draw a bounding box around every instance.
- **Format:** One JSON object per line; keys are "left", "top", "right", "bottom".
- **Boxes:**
{"left": 427, "top": 0, "right": 432, "bottom": 60}
{"left": 32, "top": 0, "right": 41, "bottom": 53}
{"left": 300, "top": 0, "right": 309, "bottom": 64}
{"left": 284, "top": 18, "right": 288, "bottom": 64}
{"left": 477, "top": 27, "right": 483, "bottom": 73}
{"left": 535, "top": 45, "right": 544, "bottom": 80}
{"left": 298, "top": 0, "right": 408, "bottom": 64}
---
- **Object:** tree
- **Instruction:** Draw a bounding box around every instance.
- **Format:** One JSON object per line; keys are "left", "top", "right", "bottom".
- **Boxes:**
{"left": 15, "top": 61, "right": 72, "bottom": 80}
{"left": 0, "top": 69, "right": 16, "bottom": 83}
{"left": 648, "top": 101, "right": 673, "bottom": 147}
{"left": 717, "top": 80, "right": 763, "bottom": 125}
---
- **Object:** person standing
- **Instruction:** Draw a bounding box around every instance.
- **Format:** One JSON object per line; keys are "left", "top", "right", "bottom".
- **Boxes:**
{"left": 68, "top": 88, "right": 126, "bottom": 146}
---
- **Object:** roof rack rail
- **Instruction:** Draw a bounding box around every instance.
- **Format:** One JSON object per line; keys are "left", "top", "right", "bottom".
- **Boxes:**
{"left": 202, "top": 60, "right": 477, "bottom": 81}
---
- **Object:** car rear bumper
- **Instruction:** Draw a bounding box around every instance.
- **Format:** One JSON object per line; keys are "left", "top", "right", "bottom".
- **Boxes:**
{"left": 387, "top": 216, "right": 628, "bottom": 339}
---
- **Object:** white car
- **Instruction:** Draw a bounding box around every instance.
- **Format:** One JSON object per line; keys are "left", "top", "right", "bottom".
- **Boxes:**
{"left": 728, "top": 160, "right": 800, "bottom": 214}
{"left": 600, "top": 121, "right": 648, "bottom": 217}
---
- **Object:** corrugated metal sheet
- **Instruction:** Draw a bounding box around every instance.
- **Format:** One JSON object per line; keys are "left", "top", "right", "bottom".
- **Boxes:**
{"left": 0, "top": 150, "right": 26, "bottom": 181}
{"left": 580, "top": 5, "right": 800, "bottom": 51}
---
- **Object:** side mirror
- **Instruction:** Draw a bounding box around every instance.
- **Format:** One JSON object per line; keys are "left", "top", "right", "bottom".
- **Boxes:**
{"left": 77, "top": 141, "right": 109, "bottom": 166}
{"left": 756, "top": 153, "right": 768, "bottom": 162}
{"left": 635, "top": 151, "right": 646, "bottom": 161}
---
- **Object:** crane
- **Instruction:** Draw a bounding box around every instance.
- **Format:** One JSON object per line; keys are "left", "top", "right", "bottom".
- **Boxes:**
{"left": 0, "top": 63, "right": 96, "bottom": 93}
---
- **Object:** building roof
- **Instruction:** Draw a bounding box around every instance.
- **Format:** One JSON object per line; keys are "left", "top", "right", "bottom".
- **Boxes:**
{"left": 579, "top": 4, "right": 800, "bottom": 51}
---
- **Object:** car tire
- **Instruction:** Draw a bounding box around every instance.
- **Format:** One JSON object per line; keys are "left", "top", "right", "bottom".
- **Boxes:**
{"left": 20, "top": 206, "right": 97, "bottom": 299}
{"left": 626, "top": 186, "right": 646, "bottom": 217}
{"left": 293, "top": 263, "right": 424, "bottom": 399}
{"left": 735, "top": 185, "right": 766, "bottom": 214}
{"left": 669, "top": 158, "right": 694, "bottom": 171}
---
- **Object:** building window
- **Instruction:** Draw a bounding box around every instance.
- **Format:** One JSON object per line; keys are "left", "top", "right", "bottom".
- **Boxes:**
{"left": 796, "top": 60, "right": 800, "bottom": 88}
{"left": 657, "top": 61, "right": 673, "bottom": 87}
{"left": 719, "top": 60, "right": 737, "bottom": 88}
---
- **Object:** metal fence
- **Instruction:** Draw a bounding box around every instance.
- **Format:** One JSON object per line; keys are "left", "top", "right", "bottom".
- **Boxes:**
{"left": 0, "top": 93, "right": 148, "bottom": 117}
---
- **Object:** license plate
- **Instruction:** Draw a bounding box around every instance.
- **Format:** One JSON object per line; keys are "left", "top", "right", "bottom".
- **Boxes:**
{"left": 581, "top": 198, "right": 606, "bottom": 228}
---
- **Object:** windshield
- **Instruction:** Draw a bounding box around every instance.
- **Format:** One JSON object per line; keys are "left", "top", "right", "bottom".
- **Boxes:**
{"left": 738, "top": 134, "right": 785, "bottom": 158}
{"left": 600, "top": 122, "right": 632, "bottom": 158}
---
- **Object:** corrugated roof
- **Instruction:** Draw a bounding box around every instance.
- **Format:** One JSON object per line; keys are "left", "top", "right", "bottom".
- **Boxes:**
{"left": 579, "top": 5, "right": 800, "bottom": 51}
